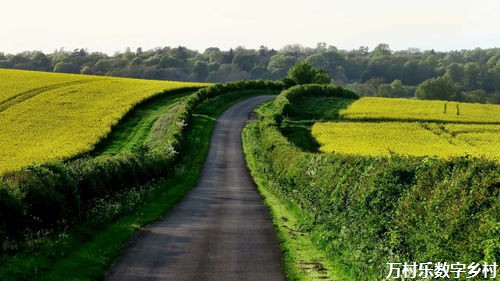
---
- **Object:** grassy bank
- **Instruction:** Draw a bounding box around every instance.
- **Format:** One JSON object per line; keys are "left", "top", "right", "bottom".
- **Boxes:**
{"left": 243, "top": 121, "right": 343, "bottom": 280}
{"left": 93, "top": 91, "right": 193, "bottom": 156}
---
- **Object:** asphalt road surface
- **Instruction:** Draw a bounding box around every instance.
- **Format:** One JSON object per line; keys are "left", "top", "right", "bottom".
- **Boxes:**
{"left": 107, "top": 95, "right": 284, "bottom": 281}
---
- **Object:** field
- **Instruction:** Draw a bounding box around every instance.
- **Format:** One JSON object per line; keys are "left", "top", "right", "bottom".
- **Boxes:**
{"left": 312, "top": 122, "right": 500, "bottom": 159}
{"left": 0, "top": 69, "right": 205, "bottom": 174}
{"left": 340, "top": 97, "right": 500, "bottom": 123}
{"left": 313, "top": 97, "right": 500, "bottom": 159}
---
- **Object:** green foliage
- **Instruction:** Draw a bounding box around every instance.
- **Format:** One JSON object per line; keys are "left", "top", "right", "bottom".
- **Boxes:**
{"left": 287, "top": 61, "right": 332, "bottom": 85}
{"left": 267, "top": 54, "right": 298, "bottom": 77}
{"left": 416, "top": 75, "right": 460, "bottom": 101}
{"left": 274, "top": 84, "right": 358, "bottom": 119}
{"left": 2, "top": 45, "right": 500, "bottom": 103}
{"left": 372, "top": 43, "right": 392, "bottom": 57}
{"left": 375, "top": 79, "right": 409, "bottom": 98}
{"left": 244, "top": 86, "right": 500, "bottom": 279}
{"left": 52, "top": 62, "right": 78, "bottom": 73}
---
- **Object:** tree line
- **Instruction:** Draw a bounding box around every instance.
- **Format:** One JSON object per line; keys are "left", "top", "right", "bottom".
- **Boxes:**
{"left": 1, "top": 43, "right": 499, "bottom": 103}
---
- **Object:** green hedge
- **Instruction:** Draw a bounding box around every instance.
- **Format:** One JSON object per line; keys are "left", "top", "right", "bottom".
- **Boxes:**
{"left": 0, "top": 80, "right": 284, "bottom": 246}
{"left": 273, "top": 84, "right": 358, "bottom": 122}
{"left": 245, "top": 86, "right": 499, "bottom": 279}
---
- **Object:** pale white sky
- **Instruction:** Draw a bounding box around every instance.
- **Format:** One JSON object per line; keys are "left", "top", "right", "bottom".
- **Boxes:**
{"left": 1, "top": 0, "right": 499, "bottom": 54}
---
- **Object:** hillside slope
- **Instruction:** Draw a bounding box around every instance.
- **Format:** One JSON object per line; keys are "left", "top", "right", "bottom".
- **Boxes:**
{"left": 0, "top": 69, "right": 205, "bottom": 174}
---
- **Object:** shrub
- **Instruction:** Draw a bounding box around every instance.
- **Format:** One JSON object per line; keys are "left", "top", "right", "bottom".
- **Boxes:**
{"left": 287, "top": 61, "right": 332, "bottom": 85}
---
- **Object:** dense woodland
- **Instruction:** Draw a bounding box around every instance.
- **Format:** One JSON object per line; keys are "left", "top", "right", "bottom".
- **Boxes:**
{"left": 1, "top": 43, "right": 499, "bottom": 103}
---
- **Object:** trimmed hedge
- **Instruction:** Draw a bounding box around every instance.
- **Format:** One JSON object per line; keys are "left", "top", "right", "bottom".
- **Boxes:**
{"left": 273, "top": 84, "right": 358, "bottom": 122}
{"left": 245, "top": 85, "right": 499, "bottom": 279}
{"left": 0, "top": 80, "right": 284, "bottom": 245}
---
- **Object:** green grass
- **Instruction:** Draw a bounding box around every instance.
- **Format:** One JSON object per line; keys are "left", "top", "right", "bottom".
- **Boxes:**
{"left": 267, "top": 97, "right": 353, "bottom": 153}
{"left": 0, "top": 89, "right": 275, "bottom": 281}
{"left": 290, "top": 97, "right": 354, "bottom": 121}
{"left": 93, "top": 91, "right": 193, "bottom": 156}
{"left": 243, "top": 122, "right": 342, "bottom": 281}
{"left": 280, "top": 124, "right": 319, "bottom": 153}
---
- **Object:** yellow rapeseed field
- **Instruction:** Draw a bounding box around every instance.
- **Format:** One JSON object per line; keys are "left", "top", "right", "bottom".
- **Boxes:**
{"left": 0, "top": 70, "right": 96, "bottom": 103}
{"left": 312, "top": 122, "right": 500, "bottom": 159}
{"left": 0, "top": 69, "right": 206, "bottom": 174}
{"left": 340, "top": 97, "right": 500, "bottom": 123}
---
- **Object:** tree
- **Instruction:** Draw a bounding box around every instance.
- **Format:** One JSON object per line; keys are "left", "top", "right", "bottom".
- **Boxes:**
{"left": 305, "top": 51, "right": 346, "bottom": 80}
{"left": 267, "top": 55, "right": 298, "bottom": 78}
{"left": 159, "top": 55, "right": 184, "bottom": 69}
{"left": 123, "top": 47, "right": 134, "bottom": 60}
{"left": 287, "top": 61, "right": 331, "bottom": 85}
{"left": 232, "top": 53, "right": 258, "bottom": 72}
{"left": 462, "top": 89, "right": 488, "bottom": 103}
{"left": 482, "top": 69, "right": 500, "bottom": 93}
{"left": 464, "top": 62, "right": 482, "bottom": 90}
{"left": 53, "top": 62, "right": 79, "bottom": 73}
{"left": 372, "top": 43, "right": 392, "bottom": 57}
{"left": 130, "top": 57, "right": 143, "bottom": 67}
{"left": 206, "top": 64, "right": 250, "bottom": 82}
{"left": 376, "top": 80, "right": 406, "bottom": 97}
{"left": 31, "top": 52, "right": 50, "bottom": 71}
{"left": 0, "top": 60, "right": 13, "bottom": 68}
{"left": 9, "top": 55, "right": 29, "bottom": 65}
{"left": 445, "top": 63, "right": 464, "bottom": 83}
{"left": 204, "top": 47, "right": 223, "bottom": 64}
{"left": 171, "top": 46, "right": 189, "bottom": 61}
{"left": 94, "top": 59, "right": 111, "bottom": 74}
{"left": 192, "top": 61, "right": 209, "bottom": 81}
{"left": 80, "top": 65, "right": 93, "bottom": 75}
{"left": 415, "top": 76, "right": 459, "bottom": 101}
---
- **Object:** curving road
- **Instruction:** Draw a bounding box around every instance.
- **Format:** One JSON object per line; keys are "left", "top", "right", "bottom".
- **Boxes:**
{"left": 107, "top": 95, "right": 284, "bottom": 281}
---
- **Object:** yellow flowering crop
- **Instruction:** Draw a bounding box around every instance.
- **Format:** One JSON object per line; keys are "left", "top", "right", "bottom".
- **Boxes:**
{"left": 312, "top": 122, "right": 500, "bottom": 159}
{"left": 0, "top": 69, "right": 206, "bottom": 174}
{"left": 340, "top": 97, "right": 500, "bottom": 123}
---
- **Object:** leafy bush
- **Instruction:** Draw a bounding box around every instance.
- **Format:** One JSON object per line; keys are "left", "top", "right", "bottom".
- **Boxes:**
{"left": 287, "top": 61, "right": 332, "bottom": 85}
{"left": 273, "top": 84, "right": 358, "bottom": 121}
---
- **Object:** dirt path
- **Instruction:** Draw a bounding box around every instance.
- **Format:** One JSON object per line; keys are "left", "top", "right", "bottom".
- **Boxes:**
{"left": 107, "top": 95, "right": 284, "bottom": 281}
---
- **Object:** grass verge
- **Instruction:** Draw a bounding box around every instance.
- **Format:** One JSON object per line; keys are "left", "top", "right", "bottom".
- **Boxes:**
{"left": 288, "top": 97, "right": 354, "bottom": 121}
{"left": 92, "top": 91, "right": 193, "bottom": 156}
{"left": 0, "top": 89, "right": 276, "bottom": 281}
{"left": 243, "top": 122, "right": 342, "bottom": 281}
{"left": 254, "top": 97, "right": 353, "bottom": 153}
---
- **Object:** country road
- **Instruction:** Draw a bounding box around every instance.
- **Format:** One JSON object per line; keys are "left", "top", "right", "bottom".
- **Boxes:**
{"left": 107, "top": 95, "right": 284, "bottom": 281}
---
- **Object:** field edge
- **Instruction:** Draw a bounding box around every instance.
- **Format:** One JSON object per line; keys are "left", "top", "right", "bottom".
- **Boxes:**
{"left": 243, "top": 121, "right": 346, "bottom": 281}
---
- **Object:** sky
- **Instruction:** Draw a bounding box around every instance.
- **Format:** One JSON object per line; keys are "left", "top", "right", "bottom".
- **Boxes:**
{"left": 1, "top": 0, "right": 499, "bottom": 54}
